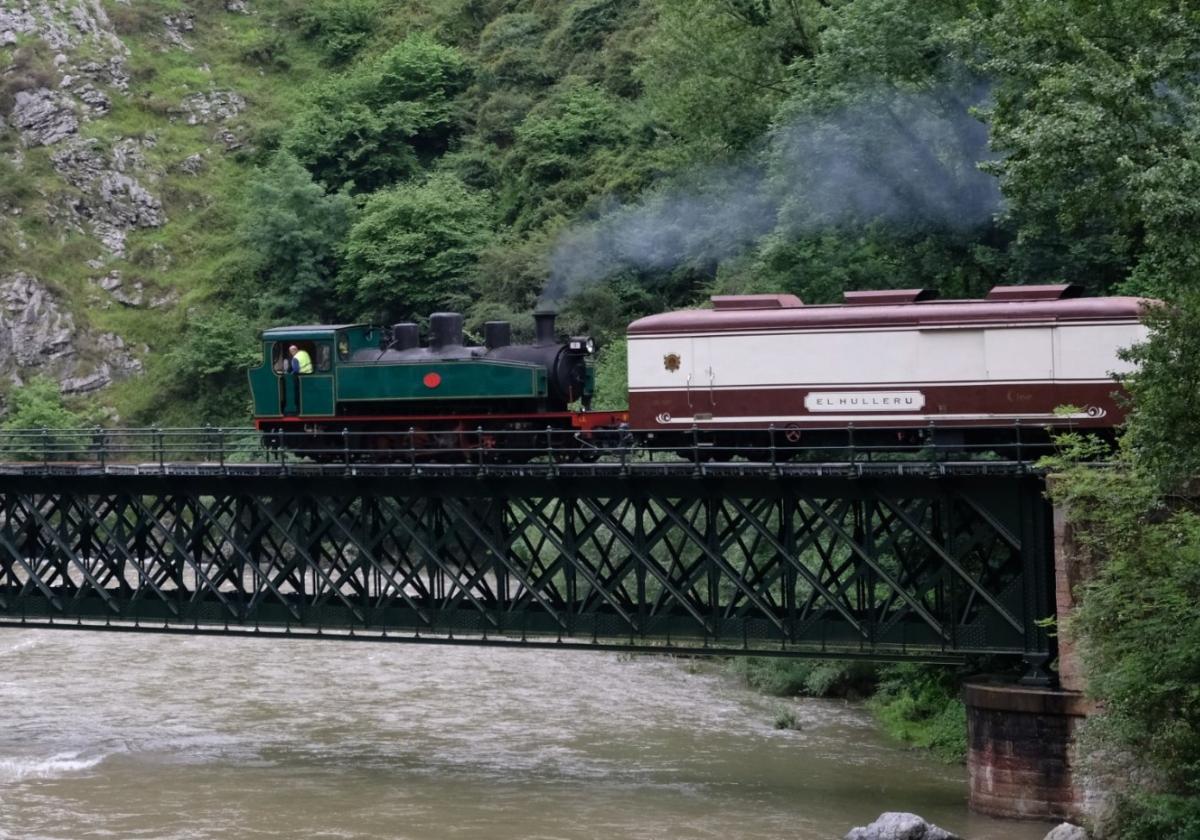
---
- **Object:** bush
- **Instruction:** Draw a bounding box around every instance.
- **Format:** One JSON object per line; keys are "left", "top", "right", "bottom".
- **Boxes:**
{"left": 159, "top": 309, "right": 261, "bottom": 425}
{"left": 289, "top": 0, "right": 380, "bottom": 65}
{"left": 730, "top": 657, "right": 877, "bottom": 699}
{"left": 0, "top": 43, "right": 58, "bottom": 114}
{"left": 241, "top": 30, "right": 292, "bottom": 72}
{"left": 868, "top": 664, "right": 967, "bottom": 763}
{"left": 477, "top": 13, "right": 552, "bottom": 89}
{"left": 1110, "top": 793, "right": 1200, "bottom": 840}
{"left": 1046, "top": 293, "right": 1200, "bottom": 839}
{"left": 1, "top": 377, "right": 90, "bottom": 460}
{"left": 283, "top": 35, "right": 472, "bottom": 191}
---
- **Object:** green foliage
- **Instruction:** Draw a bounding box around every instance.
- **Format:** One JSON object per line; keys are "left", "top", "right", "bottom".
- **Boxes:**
{"left": 2, "top": 377, "right": 87, "bottom": 431}
{"left": 729, "top": 657, "right": 877, "bottom": 699}
{"left": 283, "top": 35, "right": 472, "bottom": 191}
{"left": 477, "top": 13, "right": 552, "bottom": 90}
{"left": 1110, "top": 794, "right": 1200, "bottom": 840}
{"left": 1, "top": 377, "right": 90, "bottom": 460}
{"left": 288, "top": 0, "right": 381, "bottom": 65}
{"left": 773, "top": 707, "right": 801, "bottom": 730}
{"left": 957, "top": 1, "right": 1200, "bottom": 296}
{"left": 235, "top": 152, "right": 356, "bottom": 322}
{"left": 1046, "top": 289, "right": 1200, "bottom": 837}
{"left": 868, "top": 664, "right": 967, "bottom": 763}
{"left": 501, "top": 80, "right": 643, "bottom": 228}
{"left": 636, "top": 0, "right": 808, "bottom": 152}
{"left": 159, "top": 309, "right": 261, "bottom": 424}
{"left": 339, "top": 173, "right": 494, "bottom": 321}
{"left": 1117, "top": 294, "right": 1200, "bottom": 491}
{"left": 590, "top": 336, "right": 627, "bottom": 411}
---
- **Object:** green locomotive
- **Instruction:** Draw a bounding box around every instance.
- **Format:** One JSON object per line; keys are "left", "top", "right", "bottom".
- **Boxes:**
{"left": 248, "top": 311, "right": 627, "bottom": 458}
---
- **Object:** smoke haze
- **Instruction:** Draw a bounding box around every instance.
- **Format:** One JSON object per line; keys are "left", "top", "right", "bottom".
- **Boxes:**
{"left": 544, "top": 86, "right": 1002, "bottom": 303}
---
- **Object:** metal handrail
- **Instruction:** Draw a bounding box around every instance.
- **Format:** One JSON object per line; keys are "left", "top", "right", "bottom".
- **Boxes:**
{"left": 0, "top": 422, "right": 1066, "bottom": 467}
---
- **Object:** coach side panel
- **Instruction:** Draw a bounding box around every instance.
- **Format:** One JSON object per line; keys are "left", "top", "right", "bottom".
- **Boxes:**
{"left": 627, "top": 321, "right": 1145, "bottom": 429}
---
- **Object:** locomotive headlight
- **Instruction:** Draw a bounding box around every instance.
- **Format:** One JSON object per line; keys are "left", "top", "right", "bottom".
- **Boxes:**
{"left": 569, "top": 336, "right": 596, "bottom": 355}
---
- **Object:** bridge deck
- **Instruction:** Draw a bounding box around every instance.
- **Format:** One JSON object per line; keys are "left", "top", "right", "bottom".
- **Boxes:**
{"left": 0, "top": 457, "right": 1055, "bottom": 666}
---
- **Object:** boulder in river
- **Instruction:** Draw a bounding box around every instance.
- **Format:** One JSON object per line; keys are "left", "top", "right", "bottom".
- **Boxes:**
{"left": 1043, "top": 824, "right": 1088, "bottom": 840}
{"left": 843, "top": 812, "right": 961, "bottom": 840}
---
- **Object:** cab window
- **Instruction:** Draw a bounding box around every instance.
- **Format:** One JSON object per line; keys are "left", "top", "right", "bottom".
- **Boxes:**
{"left": 271, "top": 340, "right": 327, "bottom": 374}
{"left": 271, "top": 342, "right": 289, "bottom": 374}
{"left": 337, "top": 335, "right": 350, "bottom": 361}
{"left": 316, "top": 342, "right": 332, "bottom": 372}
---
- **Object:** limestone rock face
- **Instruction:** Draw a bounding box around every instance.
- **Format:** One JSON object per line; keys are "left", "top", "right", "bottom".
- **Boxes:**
{"left": 0, "top": 272, "right": 74, "bottom": 370}
{"left": 178, "top": 90, "right": 246, "bottom": 125}
{"left": 51, "top": 138, "right": 165, "bottom": 255}
{"left": 0, "top": 0, "right": 242, "bottom": 402}
{"left": 843, "top": 812, "right": 962, "bottom": 840}
{"left": 89, "top": 270, "right": 177, "bottom": 309}
{"left": 0, "top": 272, "right": 142, "bottom": 394}
{"left": 10, "top": 88, "right": 78, "bottom": 146}
{"left": 162, "top": 12, "right": 195, "bottom": 51}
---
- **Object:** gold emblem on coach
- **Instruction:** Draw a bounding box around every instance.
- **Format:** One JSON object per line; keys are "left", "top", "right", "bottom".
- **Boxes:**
{"left": 663, "top": 353, "right": 682, "bottom": 372}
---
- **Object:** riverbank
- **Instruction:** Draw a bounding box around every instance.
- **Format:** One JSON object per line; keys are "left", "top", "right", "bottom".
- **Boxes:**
{"left": 727, "top": 658, "right": 976, "bottom": 763}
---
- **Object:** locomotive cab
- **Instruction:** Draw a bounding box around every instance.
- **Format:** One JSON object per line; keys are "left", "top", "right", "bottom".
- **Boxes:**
{"left": 249, "top": 325, "right": 351, "bottom": 418}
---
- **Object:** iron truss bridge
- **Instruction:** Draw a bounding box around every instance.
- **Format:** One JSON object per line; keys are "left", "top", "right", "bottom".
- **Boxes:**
{"left": 0, "top": 449, "right": 1056, "bottom": 670}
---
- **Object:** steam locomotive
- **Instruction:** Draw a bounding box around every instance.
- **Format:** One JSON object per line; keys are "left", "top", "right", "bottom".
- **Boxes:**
{"left": 248, "top": 310, "right": 627, "bottom": 459}
{"left": 249, "top": 284, "right": 1149, "bottom": 458}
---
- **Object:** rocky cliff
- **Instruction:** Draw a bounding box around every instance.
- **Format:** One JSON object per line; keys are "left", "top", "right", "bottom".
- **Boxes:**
{"left": 0, "top": 0, "right": 260, "bottom": 415}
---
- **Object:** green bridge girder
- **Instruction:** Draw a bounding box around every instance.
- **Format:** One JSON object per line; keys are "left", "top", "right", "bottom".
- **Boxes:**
{"left": 0, "top": 463, "right": 1054, "bottom": 667}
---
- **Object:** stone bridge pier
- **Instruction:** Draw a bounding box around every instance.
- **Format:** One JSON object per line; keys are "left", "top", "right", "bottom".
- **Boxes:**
{"left": 964, "top": 497, "right": 1099, "bottom": 822}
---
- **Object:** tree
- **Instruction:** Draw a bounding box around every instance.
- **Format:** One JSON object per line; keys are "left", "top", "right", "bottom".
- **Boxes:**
{"left": 636, "top": 0, "right": 815, "bottom": 155}
{"left": 283, "top": 35, "right": 473, "bottom": 192}
{"left": 1114, "top": 294, "right": 1200, "bottom": 491}
{"left": 957, "top": 1, "right": 1200, "bottom": 296}
{"left": 161, "top": 309, "right": 262, "bottom": 424}
{"left": 338, "top": 173, "right": 494, "bottom": 321}
{"left": 237, "top": 152, "right": 356, "bottom": 323}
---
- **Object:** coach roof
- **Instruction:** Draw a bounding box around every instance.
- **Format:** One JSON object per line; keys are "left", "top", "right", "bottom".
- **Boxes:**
{"left": 628, "top": 294, "right": 1150, "bottom": 336}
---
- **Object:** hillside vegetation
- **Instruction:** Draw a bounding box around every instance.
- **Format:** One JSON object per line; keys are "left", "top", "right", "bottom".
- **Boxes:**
{"left": 3, "top": 0, "right": 1198, "bottom": 424}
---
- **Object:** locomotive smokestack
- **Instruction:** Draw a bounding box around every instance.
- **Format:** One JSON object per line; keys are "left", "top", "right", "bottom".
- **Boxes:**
{"left": 391, "top": 322, "right": 419, "bottom": 350}
{"left": 429, "top": 312, "right": 464, "bottom": 351}
{"left": 484, "top": 321, "right": 511, "bottom": 350}
{"left": 533, "top": 311, "right": 557, "bottom": 346}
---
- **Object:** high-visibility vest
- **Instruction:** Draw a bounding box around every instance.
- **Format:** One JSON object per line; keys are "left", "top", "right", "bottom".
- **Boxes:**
{"left": 294, "top": 349, "right": 313, "bottom": 374}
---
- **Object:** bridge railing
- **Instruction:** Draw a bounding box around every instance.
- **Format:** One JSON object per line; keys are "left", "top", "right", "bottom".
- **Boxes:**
{"left": 0, "top": 421, "right": 1060, "bottom": 466}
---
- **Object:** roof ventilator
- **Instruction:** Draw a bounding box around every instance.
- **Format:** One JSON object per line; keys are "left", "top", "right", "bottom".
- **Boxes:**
{"left": 711, "top": 294, "right": 804, "bottom": 310}
{"left": 985, "top": 284, "right": 1084, "bottom": 301}
{"left": 843, "top": 289, "right": 938, "bottom": 305}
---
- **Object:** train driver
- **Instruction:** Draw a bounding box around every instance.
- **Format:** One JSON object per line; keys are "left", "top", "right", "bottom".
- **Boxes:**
{"left": 288, "top": 344, "right": 313, "bottom": 375}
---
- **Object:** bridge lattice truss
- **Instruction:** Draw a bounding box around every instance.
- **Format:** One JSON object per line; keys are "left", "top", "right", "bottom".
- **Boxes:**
{"left": 0, "top": 471, "right": 1053, "bottom": 662}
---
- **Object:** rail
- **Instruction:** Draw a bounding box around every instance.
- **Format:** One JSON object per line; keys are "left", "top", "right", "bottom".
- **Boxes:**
{"left": 0, "top": 422, "right": 1057, "bottom": 475}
